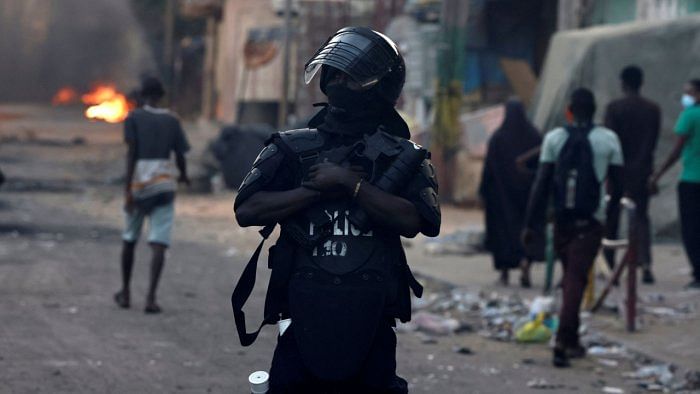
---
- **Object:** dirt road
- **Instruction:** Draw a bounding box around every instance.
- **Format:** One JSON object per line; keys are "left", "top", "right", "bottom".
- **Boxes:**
{"left": 0, "top": 105, "right": 685, "bottom": 393}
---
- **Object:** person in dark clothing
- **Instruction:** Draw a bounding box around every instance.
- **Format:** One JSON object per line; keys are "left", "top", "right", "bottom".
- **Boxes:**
{"left": 234, "top": 27, "right": 440, "bottom": 393}
{"left": 650, "top": 79, "right": 700, "bottom": 289}
{"left": 479, "top": 99, "right": 542, "bottom": 287}
{"left": 114, "top": 77, "right": 191, "bottom": 314}
{"left": 604, "top": 65, "right": 661, "bottom": 284}
{"left": 523, "top": 88, "right": 624, "bottom": 368}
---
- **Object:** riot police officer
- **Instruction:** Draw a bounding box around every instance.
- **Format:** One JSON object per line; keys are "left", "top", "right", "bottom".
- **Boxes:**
{"left": 234, "top": 27, "right": 440, "bottom": 393}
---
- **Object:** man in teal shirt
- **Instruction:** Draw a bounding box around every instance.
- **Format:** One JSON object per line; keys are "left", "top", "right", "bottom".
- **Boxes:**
{"left": 650, "top": 79, "right": 700, "bottom": 289}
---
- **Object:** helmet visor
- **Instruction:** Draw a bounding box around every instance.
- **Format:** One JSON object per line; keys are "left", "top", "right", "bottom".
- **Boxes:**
{"left": 304, "top": 29, "right": 398, "bottom": 89}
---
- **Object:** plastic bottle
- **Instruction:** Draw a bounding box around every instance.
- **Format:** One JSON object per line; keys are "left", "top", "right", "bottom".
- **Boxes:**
{"left": 565, "top": 169, "right": 577, "bottom": 209}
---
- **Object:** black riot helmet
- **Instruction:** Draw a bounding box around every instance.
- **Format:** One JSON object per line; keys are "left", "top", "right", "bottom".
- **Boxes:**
{"left": 304, "top": 27, "right": 406, "bottom": 106}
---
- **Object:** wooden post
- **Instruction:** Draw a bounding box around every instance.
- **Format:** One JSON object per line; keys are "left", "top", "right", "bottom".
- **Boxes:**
{"left": 163, "top": 0, "right": 176, "bottom": 105}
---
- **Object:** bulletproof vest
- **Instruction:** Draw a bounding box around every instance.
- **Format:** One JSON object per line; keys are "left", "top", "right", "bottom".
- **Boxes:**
{"left": 231, "top": 128, "right": 424, "bottom": 373}
{"left": 273, "top": 128, "right": 403, "bottom": 380}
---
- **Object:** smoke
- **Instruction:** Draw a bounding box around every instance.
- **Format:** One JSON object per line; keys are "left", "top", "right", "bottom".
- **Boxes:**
{"left": 0, "top": 0, "right": 155, "bottom": 102}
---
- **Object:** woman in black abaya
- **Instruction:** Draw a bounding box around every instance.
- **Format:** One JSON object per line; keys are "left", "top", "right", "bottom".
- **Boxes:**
{"left": 479, "top": 99, "right": 543, "bottom": 287}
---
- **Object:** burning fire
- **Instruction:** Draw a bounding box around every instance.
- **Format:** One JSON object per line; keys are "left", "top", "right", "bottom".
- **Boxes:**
{"left": 81, "top": 84, "right": 130, "bottom": 123}
{"left": 52, "top": 86, "right": 78, "bottom": 105}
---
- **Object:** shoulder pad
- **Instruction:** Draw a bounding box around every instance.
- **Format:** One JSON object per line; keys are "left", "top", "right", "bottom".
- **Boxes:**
{"left": 235, "top": 143, "right": 285, "bottom": 207}
{"left": 277, "top": 128, "right": 324, "bottom": 154}
{"left": 384, "top": 130, "right": 427, "bottom": 155}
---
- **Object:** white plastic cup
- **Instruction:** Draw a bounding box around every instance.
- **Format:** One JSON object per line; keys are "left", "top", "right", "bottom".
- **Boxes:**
{"left": 249, "top": 370, "right": 269, "bottom": 394}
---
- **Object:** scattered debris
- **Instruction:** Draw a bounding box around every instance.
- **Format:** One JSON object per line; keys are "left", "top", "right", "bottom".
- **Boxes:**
{"left": 622, "top": 364, "right": 674, "bottom": 386}
{"left": 452, "top": 346, "right": 473, "bottom": 355}
{"left": 587, "top": 345, "right": 628, "bottom": 358}
{"left": 681, "top": 370, "right": 700, "bottom": 390}
{"left": 411, "top": 311, "right": 460, "bottom": 336}
{"left": 597, "top": 359, "right": 619, "bottom": 368}
{"left": 526, "top": 378, "right": 564, "bottom": 390}
{"left": 416, "top": 332, "right": 438, "bottom": 344}
{"left": 601, "top": 386, "right": 624, "bottom": 394}
{"left": 423, "top": 227, "right": 484, "bottom": 256}
{"left": 479, "top": 367, "right": 500, "bottom": 376}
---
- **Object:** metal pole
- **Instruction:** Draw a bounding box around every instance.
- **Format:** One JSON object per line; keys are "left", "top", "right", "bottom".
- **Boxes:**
{"left": 163, "top": 0, "right": 176, "bottom": 106}
{"left": 625, "top": 200, "right": 638, "bottom": 332}
{"left": 543, "top": 222, "right": 555, "bottom": 294}
{"left": 278, "top": 0, "right": 292, "bottom": 128}
{"left": 201, "top": 16, "right": 218, "bottom": 120}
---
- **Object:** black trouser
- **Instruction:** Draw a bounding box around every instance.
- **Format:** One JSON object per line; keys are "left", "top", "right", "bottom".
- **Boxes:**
{"left": 554, "top": 218, "right": 602, "bottom": 348}
{"left": 679, "top": 182, "right": 700, "bottom": 281}
{"left": 605, "top": 176, "right": 652, "bottom": 269}
{"left": 269, "top": 322, "right": 408, "bottom": 393}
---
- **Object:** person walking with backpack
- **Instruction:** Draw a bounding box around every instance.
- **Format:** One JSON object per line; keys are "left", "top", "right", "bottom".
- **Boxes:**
{"left": 603, "top": 66, "right": 661, "bottom": 283}
{"left": 649, "top": 79, "right": 700, "bottom": 289}
{"left": 522, "top": 88, "right": 624, "bottom": 367}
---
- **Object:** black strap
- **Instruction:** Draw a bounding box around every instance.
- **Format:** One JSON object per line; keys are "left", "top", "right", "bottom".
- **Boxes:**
{"left": 231, "top": 224, "right": 276, "bottom": 346}
{"left": 405, "top": 263, "right": 423, "bottom": 298}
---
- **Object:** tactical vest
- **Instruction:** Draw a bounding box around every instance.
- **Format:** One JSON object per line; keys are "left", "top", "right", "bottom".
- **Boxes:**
{"left": 231, "top": 128, "right": 423, "bottom": 379}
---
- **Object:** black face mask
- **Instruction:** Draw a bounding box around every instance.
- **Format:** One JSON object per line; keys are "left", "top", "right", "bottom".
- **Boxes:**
{"left": 325, "top": 84, "right": 374, "bottom": 115}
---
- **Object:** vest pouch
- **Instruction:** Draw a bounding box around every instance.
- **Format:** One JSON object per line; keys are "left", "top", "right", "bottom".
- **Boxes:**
{"left": 288, "top": 269, "right": 386, "bottom": 381}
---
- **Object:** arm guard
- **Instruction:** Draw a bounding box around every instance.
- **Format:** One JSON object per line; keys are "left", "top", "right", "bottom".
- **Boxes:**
{"left": 410, "top": 158, "right": 441, "bottom": 237}
{"left": 234, "top": 142, "right": 285, "bottom": 210}
{"left": 348, "top": 134, "right": 427, "bottom": 232}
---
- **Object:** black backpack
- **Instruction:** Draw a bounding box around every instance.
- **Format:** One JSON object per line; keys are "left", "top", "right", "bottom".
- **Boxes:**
{"left": 553, "top": 125, "right": 600, "bottom": 219}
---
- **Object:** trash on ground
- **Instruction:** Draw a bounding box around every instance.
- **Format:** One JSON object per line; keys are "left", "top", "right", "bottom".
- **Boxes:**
{"left": 515, "top": 314, "right": 552, "bottom": 343}
{"left": 526, "top": 378, "right": 564, "bottom": 389}
{"left": 588, "top": 345, "right": 628, "bottom": 358}
{"left": 597, "top": 359, "right": 619, "bottom": 368}
{"left": 411, "top": 311, "right": 461, "bottom": 336}
{"left": 416, "top": 332, "right": 438, "bottom": 344}
{"left": 423, "top": 227, "right": 484, "bottom": 256}
{"left": 622, "top": 364, "right": 674, "bottom": 386}
{"left": 452, "top": 346, "right": 473, "bottom": 355}
{"left": 602, "top": 386, "right": 624, "bottom": 394}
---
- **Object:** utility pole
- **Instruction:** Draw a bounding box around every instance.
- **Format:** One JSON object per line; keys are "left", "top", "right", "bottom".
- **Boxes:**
{"left": 201, "top": 14, "right": 219, "bottom": 120}
{"left": 278, "top": 0, "right": 292, "bottom": 128}
{"left": 163, "top": 0, "right": 176, "bottom": 105}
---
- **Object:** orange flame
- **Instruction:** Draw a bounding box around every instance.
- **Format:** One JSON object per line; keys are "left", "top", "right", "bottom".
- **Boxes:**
{"left": 81, "top": 84, "right": 130, "bottom": 123}
{"left": 52, "top": 86, "right": 78, "bottom": 105}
